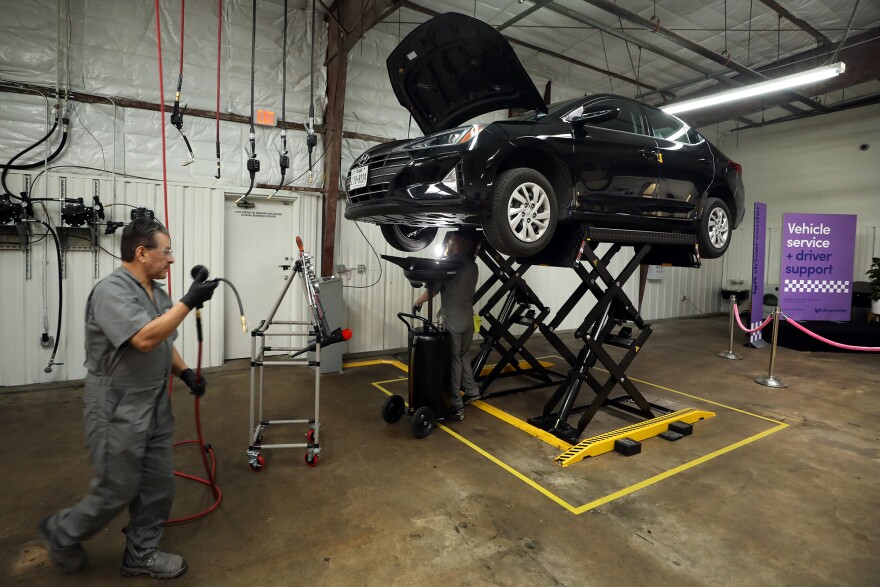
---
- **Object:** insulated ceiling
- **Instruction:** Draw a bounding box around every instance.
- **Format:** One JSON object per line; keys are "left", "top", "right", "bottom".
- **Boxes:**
{"left": 365, "top": 0, "right": 880, "bottom": 132}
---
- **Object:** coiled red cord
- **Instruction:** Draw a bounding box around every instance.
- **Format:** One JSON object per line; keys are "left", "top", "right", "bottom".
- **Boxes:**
{"left": 154, "top": 1, "right": 221, "bottom": 524}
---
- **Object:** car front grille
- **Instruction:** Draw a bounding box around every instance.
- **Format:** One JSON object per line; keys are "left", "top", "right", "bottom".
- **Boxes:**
{"left": 346, "top": 152, "right": 412, "bottom": 204}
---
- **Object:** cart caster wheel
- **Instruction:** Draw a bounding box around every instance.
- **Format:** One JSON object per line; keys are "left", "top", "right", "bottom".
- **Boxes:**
{"left": 305, "top": 453, "right": 319, "bottom": 467}
{"left": 411, "top": 406, "right": 435, "bottom": 439}
{"left": 305, "top": 428, "right": 316, "bottom": 444}
{"left": 382, "top": 395, "right": 406, "bottom": 424}
{"left": 249, "top": 455, "right": 265, "bottom": 472}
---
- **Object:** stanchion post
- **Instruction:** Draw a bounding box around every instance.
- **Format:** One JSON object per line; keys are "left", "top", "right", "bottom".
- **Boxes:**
{"left": 755, "top": 307, "right": 787, "bottom": 388}
{"left": 718, "top": 294, "right": 743, "bottom": 360}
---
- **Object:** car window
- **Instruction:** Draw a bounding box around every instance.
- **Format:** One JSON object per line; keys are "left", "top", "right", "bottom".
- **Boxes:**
{"left": 645, "top": 108, "right": 695, "bottom": 142}
{"left": 686, "top": 128, "right": 703, "bottom": 144}
{"left": 568, "top": 100, "right": 645, "bottom": 135}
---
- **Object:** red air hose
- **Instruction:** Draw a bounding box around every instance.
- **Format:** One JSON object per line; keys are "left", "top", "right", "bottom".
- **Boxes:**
{"left": 155, "top": 0, "right": 222, "bottom": 524}
{"left": 215, "top": 0, "right": 222, "bottom": 178}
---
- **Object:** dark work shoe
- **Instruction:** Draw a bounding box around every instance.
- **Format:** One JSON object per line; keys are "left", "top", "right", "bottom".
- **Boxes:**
{"left": 450, "top": 407, "right": 465, "bottom": 421}
{"left": 121, "top": 550, "right": 188, "bottom": 579}
{"left": 38, "top": 516, "right": 87, "bottom": 573}
{"left": 462, "top": 392, "right": 482, "bottom": 405}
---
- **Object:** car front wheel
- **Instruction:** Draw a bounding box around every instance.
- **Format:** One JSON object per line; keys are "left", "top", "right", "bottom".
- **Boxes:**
{"left": 698, "top": 197, "right": 731, "bottom": 259}
{"left": 380, "top": 224, "right": 438, "bottom": 252}
{"left": 483, "top": 168, "right": 558, "bottom": 258}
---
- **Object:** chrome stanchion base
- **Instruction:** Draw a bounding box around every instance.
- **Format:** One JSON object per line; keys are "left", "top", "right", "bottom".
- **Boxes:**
{"left": 717, "top": 350, "right": 742, "bottom": 360}
{"left": 755, "top": 375, "right": 787, "bottom": 388}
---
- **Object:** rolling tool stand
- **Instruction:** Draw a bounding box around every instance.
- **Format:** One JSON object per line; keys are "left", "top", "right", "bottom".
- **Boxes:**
{"left": 380, "top": 255, "right": 463, "bottom": 438}
{"left": 247, "top": 237, "right": 350, "bottom": 470}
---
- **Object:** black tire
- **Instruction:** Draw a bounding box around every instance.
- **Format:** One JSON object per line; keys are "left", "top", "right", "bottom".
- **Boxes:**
{"left": 382, "top": 395, "right": 406, "bottom": 424}
{"left": 411, "top": 406, "right": 435, "bottom": 439}
{"left": 381, "top": 224, "right": 438, "bottom": 252}
{"left": 697, "top": 197, "right": 732, "bottom": 259}
{"left": 483, "top": 168, "right": 558, "bottom": 258}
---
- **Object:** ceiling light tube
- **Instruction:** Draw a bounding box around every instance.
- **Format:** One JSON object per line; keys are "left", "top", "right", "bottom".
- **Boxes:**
{"left": 661, "top": 62, "right": 846, "bottom": 115}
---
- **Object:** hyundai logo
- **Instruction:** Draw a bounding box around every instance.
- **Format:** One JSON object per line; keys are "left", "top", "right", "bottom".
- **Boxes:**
{"left": 354, "top": 153, "right": 370, "bottom": 166}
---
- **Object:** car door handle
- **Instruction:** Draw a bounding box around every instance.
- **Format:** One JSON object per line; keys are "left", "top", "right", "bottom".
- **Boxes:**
{"left": 697, "top": 158, "right": 711, "bottom": 166}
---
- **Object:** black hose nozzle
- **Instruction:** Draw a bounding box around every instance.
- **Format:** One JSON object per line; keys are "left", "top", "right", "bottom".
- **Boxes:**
{"left": 191, "top": 264, "right": 209, "bottom": 283}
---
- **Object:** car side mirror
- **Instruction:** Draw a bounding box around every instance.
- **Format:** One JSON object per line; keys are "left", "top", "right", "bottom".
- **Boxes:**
{"left": 570, "top": 107, "right": 621, "bottom": 128}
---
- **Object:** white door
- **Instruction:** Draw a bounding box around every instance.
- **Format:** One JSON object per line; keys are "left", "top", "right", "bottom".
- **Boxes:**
{"left": 223, "top": 197, "right": 297, "bottom": 359}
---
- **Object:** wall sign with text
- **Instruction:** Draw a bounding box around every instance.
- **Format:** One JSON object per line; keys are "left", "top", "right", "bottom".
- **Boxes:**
{"left": 780, "top": 213, "right": 856, "bottom": 321}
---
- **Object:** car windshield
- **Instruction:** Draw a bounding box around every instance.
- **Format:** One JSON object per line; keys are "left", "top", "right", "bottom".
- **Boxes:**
{"left": 507, "top": 97, "right": 586, "bottom": 121}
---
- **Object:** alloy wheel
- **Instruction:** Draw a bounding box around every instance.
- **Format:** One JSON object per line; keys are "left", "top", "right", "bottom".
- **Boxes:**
{"left": 507, "top": 182, "right": 551, "bottom": 243}
{"left": 708, "top": 206, "right": 729, "bottom": 249}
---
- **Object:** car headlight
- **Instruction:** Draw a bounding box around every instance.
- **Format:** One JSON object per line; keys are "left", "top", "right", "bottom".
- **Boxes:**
{"left": 405, "top": 124, "right": 484, "bottom": 150}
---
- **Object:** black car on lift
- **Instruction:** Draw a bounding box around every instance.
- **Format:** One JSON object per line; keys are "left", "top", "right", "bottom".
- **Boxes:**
{"left": 343, "top": 12, "right": 745, "bottom": 259}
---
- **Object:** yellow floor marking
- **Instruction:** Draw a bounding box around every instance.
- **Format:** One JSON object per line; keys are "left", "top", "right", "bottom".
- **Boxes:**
{"left": 566, "top": 423, "right": 789, "bottom": 514}
{"left": 344, "top": 359, "right": 409, "bottom": 373}
{"left": 350, "top": 357, "right": 789, "bottom": 515}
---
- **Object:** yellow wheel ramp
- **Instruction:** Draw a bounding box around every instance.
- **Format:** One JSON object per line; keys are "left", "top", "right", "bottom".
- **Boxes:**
{"left": 478, "top": 359, "right": 554, "bottom": 377}
{"left": 554, "top": 408, "right": 715, "bottom": 467}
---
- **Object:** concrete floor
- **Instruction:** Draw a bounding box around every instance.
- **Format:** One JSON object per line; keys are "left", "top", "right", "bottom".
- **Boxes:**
{"left": 2, "top": 315, "right": 879, "bottom": 586}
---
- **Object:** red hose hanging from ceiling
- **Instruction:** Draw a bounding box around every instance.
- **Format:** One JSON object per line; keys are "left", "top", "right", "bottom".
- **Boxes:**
{"left": 215, "top": 0, "right": 222, "bottom": 178}
{"left": 154, "top": 0, "right": 171, "bottom": 280}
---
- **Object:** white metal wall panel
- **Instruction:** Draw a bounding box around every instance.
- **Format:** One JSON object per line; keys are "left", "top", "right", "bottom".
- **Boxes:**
{"left": 1, "top": 171, "right": 225, "bottom": 387}
{"left": 335, "top": 216, "right": 389, "bottom": 354}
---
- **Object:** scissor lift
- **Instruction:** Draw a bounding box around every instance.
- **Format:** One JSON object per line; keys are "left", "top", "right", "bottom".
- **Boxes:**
{"left": 474, "top": 223, "right": 712, "bottom": 446}
{"left": 246, "top": 237, "right": 349, "bottom": 471}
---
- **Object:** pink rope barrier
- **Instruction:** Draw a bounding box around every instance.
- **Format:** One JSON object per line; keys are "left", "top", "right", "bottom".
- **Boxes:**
{"left": 783, "top": 316, "right": 880, "bottom": 352}
{"left": 732, "top": 303, "right": 774, "bottom": 334}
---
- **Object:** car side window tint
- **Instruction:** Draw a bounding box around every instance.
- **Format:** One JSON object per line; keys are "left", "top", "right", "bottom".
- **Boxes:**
{"left": 595, "top": 101, "right": 644, "bottom": 134}
{"left": 645, "top": 109, "right": 691, "bottom": 142}
{"left": 569, "top": 101, "right": 644, "bottom": 135}
{"left": 686, "top": 128, "right": 703, "bottom": 144}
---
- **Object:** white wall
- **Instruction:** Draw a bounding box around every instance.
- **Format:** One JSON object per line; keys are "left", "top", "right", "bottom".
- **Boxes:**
{"left": 708, "top": 103, "right": 880, "bottom": 287}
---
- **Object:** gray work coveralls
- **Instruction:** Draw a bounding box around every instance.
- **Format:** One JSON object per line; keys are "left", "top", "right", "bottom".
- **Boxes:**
{"left": 438, "top": 253, "right": 479, "bottom": 409}
{"left": 46, "top": 266, "right": 177, "bottom": 558}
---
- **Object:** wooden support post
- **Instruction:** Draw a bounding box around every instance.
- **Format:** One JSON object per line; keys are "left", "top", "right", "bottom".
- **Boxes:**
{"left": 320, "top": 0, "right": 398, "bottom": 277}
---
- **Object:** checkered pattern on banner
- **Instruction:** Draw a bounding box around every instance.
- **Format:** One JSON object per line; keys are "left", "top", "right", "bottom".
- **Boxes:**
{"left": 783, "top": 279, "right": 850, "bottom": 293}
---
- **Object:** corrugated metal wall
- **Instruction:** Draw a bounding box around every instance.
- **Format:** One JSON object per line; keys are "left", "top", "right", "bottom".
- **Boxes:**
{"left": 0, "top": 170, "right": 225, "bottom": 387}
{"left": 334, "top": 217, "right": 732, "bottom": 356}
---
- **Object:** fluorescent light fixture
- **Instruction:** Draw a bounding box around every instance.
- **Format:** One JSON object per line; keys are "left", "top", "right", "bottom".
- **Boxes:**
{"left": 661, "top": 62, "right": 846, "bottom": 115}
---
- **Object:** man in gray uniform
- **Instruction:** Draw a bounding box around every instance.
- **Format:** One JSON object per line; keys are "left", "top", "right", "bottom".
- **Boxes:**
{"left": 415, "top": 231, "right": 481, "bottom": 420}
{"left": 39, "top": 218, "right": 218, "bottom": 579}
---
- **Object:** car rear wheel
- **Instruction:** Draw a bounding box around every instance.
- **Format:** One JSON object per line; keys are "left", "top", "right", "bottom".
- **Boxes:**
{"left": 483, "top": 168, "right": 558, "bottom": 258}
{"left": 381, "top": 224, "right": 438, "bottom": 252}
{"left": 698, "top": 197, "right": 731, "bottom": 259}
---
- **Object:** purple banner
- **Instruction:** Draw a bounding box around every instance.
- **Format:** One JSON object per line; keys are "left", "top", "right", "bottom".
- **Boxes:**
{"left": 750, "top": 202, "right": 767, "bottom": 336}
{"left": 780, "top": 213, "right": 857, "bottom": 321}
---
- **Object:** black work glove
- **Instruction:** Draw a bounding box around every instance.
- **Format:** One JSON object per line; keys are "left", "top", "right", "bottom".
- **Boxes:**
{"left": 179, "top": 368, "right": 206, "bottom": 397}
{"left": 412, "top": 303, "right": 422, "bottom": 314}
{"left": 181, "top": 279, "right": 218, "bottom": 309}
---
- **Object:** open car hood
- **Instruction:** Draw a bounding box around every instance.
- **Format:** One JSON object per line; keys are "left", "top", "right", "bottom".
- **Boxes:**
{"left": 386, "top": 12, "right": 546, "bottom": 135}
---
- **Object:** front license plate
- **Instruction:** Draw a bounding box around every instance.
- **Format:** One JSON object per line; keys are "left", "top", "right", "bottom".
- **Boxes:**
{"left": 350, "top": 165, "right": 368, "bottom": 190}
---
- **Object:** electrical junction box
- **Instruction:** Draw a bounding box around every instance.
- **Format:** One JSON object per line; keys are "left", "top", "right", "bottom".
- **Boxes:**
{"left": 647, "top": 265, "right": 665, "bottom": 280}
{"left": 307, "top": 277, "right": 346, "bottom": 374}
